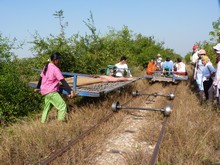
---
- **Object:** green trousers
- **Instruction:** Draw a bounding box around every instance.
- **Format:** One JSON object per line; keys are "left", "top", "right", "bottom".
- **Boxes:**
{"left": 41, "top": 92, "right": 67, "bottom": 123}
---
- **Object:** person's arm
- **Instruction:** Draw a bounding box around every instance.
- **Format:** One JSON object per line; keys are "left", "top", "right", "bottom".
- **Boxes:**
{"left": 60, "top": 79, "right": 75, "bottom": 98}
{"left": 194, "top": 62, "right": 198, "bottom": 80}
{"left": 125, "top": 64, "right": 132, "bottom": 77}
{"left": 34, "top": 77, "right": 42, "bottom": 93}
{"left": 215, "top": 62, "right": 220, "bottom": 85}
{"left": 171, "top": 63, "right": 174, "bottom": 72}
{"left": 60, "top": 79, "right": 72, "bottom": 94}
{"left": 36, "top": 77, "right": 42, "bottom": 89}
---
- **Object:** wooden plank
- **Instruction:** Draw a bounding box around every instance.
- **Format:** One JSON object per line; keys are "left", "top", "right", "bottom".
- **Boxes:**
{"left": 29, "top": 76, "right": 103, "bottom": 87}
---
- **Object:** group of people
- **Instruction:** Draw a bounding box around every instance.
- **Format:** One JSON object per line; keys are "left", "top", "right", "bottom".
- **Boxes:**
{"left": 191, "top": 43, "right": 220, "bottom": 109}
{"left": 34, "top": 43, "right": 220, "bottom": 123}
{"left": 146, "top": 54, "right": 187, "bottom": 76}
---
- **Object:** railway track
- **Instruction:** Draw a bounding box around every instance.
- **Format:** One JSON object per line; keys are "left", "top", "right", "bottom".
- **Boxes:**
{"left": 41, "top": 81, "right": 178, "bottom": 164}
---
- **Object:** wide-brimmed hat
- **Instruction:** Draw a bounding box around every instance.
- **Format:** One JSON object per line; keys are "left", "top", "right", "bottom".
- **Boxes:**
{"left": 213, "top": 43, "right": 220, "bottom": 54}
{"left": 198, "top": 49, "right": 206, "bottom": 55}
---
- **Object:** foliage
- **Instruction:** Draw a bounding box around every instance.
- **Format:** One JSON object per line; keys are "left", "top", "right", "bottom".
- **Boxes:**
{"left": 0, "top": 33, "right": 16, "bottom": 62}
{"left": 185, "top": 17, "right": 220, "bottom": 64}
{"left": 0, "top": 34, "right": 41, "bottom": 124}
{"left": 30, "top": 11, "right": 181, "bottom": 75}
{"left": 209, "top": 17, "right": 220, "bottom": 43}
{"left": 2, "top": 11, "right": 207, "bottom": 124}
{"left": 184, "top": 52, "right": 192, "bottom": 64}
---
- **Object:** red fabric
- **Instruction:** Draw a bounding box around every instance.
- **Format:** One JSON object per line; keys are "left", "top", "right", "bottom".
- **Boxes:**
{"left": 193, "top": 44, "right": 198, "bottom": 50}
{"left": 216, "top": 56, "right": 220, "bottom": 63}
{"left": 174, "top": 72, "right": 187, "bottom": 76}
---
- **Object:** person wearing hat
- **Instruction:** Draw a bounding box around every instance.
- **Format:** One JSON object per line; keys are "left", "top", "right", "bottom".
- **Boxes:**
{"left": 35, "top": 52, "right": 75, "bottom": 123}
{"left": 155, "top": 54, "right": 163, "bottom": 71}
{"left": 212, "top": 43, "right": 220, "bottom": 109}
{"left": 194, "top": 49, "right": 206, "bottom": 100}
{"left": 190, "top": 44, "right": 199, "bottom": 66}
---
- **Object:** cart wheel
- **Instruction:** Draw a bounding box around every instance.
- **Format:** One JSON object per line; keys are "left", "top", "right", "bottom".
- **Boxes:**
{"left": 112, "top": 102, "right": 120, "bottom": 112}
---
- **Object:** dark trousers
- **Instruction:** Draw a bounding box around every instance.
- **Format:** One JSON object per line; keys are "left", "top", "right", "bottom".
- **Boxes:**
{"left": 203, "top": 78, "right": 213, "bottom": 100}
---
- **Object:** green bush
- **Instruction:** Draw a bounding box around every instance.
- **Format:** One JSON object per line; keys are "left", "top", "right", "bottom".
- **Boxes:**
{"left": 0, "top": 61, "right": 41, "bottom": 124}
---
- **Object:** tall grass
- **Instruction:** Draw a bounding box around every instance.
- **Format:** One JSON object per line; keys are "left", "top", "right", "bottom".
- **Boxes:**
{"left": 0, "top": 80, "right": 145, "bottom": 164}
{"left": 157, "top": 82, "right": 220, "bottom": 164}
{"left": 123, "top": 67, "right": 220, "bottom": 164}
{"left": 1, "top": 70, "right": 219, "bottom": 164}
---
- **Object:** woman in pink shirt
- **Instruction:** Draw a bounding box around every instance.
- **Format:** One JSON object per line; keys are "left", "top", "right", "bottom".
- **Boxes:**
{"left": 35, "top": 52, "right": 75, "bottom": 123}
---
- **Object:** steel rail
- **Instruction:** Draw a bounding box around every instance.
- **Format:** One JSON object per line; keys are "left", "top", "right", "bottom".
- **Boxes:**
{"left": 149, "top": 85, "right": 177, "bottom": 165}
{"left": 40, "top": 83, "right": 171, "bottom": 165}
{"left": 40, "top": 83, "right": 164, "bottom": 164}
{"left": 40, "top": 82, "right": 149, "bottom": 164}
{"left": 41, "top": 112, "right": 114, "bottom": 165}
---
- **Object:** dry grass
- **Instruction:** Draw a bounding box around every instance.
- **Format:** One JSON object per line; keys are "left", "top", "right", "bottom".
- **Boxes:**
{"left": 124, "top": 83, "right": 220, "bottom": 164}
{"left": 0, "top": 80, "right": 147, "bottom": 164}
{"left": 123, "top": 69, "right": 220, "bottom": 165}
{"left": 1, "top": 71, "right": 220, "bottom": 164}
{"left": 157, "top": 82, "right": 220, "bottom": 164}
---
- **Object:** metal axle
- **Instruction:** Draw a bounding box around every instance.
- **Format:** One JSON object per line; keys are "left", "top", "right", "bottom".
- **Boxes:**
{"left": 132, "top": 91, "right": 175, "bottom": 100}
{"left": 111, "top": 102, "right": 172, "bottom": 116}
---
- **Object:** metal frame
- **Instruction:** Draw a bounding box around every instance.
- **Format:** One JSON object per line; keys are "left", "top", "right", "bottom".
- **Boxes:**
{"left": 111, "top": 102, "right": 172, "bottom": 116}
{"left": 142, "top": 71, "right": 188, "bottom": 82}
{"left": 29, "top": 68, "right": 139, "bottom": 97}
{"left": 132, "top": 91, "right": 175, "bottom": 100}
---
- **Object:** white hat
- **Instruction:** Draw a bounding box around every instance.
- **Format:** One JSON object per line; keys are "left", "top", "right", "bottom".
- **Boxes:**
{"left": 213, "top": 43, "right": 220, "bottom": 53}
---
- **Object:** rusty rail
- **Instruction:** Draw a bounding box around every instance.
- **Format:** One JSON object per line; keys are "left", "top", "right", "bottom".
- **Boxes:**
{"left": 149, "top": 86, "right": 177, "bottom": 165}
{"left": 41, "top": 112, "right": 114, "bottom": 165}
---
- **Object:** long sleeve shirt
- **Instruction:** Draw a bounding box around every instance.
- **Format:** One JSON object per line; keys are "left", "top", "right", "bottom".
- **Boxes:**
{"left": 213, "top": 61, "right": 220, "bottom": 89}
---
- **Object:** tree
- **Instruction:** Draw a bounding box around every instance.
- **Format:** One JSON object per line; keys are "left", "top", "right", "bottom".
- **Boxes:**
{"left": 209, "top": 17, "right": 220, "bottom": 43}
{"left": 0, "top": 33, "right": 41, "bottom": 124}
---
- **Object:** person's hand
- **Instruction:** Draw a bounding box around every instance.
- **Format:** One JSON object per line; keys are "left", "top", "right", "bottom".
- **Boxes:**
{"left": 68, "top": 90, "right": 76, "bottom": 98}
{"left": 194, "top": 75, "right": 196, "bottom": 80}
{"left": 34, "top": 89, "right": 40, "bottom": 93}
{"left": 213, "top": 85, "right": 217, "bottom": 90}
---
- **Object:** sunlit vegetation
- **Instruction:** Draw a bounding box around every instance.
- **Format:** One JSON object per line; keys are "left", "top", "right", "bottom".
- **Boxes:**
{"left": 0, "top": 10, "right": 219, "bottom": 164}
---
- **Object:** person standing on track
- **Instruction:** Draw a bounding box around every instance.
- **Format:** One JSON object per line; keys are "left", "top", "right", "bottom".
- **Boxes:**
{"left": 194, "top": 49, "right": 206, "bottom": 100}
{"left": 191, "top": 44, "right": 199, "bottom": 67}
{"left": 191, "top": 44, "right": 199, "bottom": 80}
{"left": 201, "top": 55, "right": 216, "bottom": 103}
{"left": 35, "top": 52, "right": 75, "bottom": 123}
{"left": 212, "top": 43, "right": 220, "bottom": 109}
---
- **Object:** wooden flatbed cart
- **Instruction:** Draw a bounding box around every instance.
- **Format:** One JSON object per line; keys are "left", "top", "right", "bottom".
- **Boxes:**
{"left": 142, "top": 71, "right": 188, "bottom": 83}
{"left": 28, "top": 69, "right": 140, "bottom": 97}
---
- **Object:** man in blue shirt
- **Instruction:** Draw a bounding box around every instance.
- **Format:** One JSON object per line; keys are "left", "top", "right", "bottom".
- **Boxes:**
{"left": 162, "top": 57, "right": 174, "bottom": 76}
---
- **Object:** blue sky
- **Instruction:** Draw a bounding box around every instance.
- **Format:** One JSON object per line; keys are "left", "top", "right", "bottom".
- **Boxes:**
{"left": 0, "top": 0, "right": 219, "bottom": 58}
